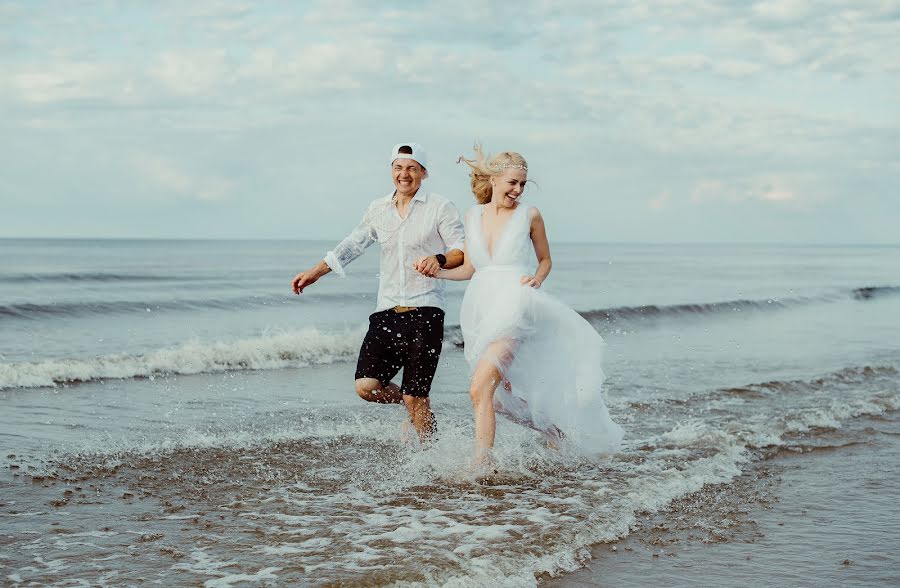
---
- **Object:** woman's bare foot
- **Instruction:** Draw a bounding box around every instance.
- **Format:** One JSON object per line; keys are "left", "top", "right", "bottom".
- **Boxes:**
{"left": 470, "top": 449, "right": 499, "bottom": 483}
{"left": 542, "top": 424, "right": 565, "bottom": 450}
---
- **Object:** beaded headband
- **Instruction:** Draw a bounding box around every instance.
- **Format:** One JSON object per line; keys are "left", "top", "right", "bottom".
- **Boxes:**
{"left": 491, "top": 163, "right": 528, "bottom": 171}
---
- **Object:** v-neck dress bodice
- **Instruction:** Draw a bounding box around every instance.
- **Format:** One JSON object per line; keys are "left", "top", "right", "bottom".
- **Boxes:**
{"left": 467, "top": 203, "right": 534, "bottom": 270}
{"left": 458, "top": 204, "right": 623, "bottom": 454}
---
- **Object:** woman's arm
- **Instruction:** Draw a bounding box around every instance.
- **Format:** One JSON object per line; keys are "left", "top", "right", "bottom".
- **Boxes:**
{"left": 436, "top": 244, "right": 475, "bottom": 281}
{"left": 521, "top": 207, "right": 551, "bottom": 288}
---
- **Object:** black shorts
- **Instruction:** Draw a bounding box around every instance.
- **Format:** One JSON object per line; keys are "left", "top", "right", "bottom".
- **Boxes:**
{"left": 354, "top": 306, "right": 445, "bottom": 398}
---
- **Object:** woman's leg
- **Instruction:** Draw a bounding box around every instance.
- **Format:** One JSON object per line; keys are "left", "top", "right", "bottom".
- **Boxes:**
{"left": 470, "top": 358, "right": 502, "bottom": 453}
{"left": 470, "top": 341, "right": 516, "bottom": 455}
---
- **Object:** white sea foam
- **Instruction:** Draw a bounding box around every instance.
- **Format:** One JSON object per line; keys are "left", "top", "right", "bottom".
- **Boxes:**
{"left": 257, "top": 537, "right": 332, "bottom": 556}
{"left": 203, "top": 567, "right": 283, "bottom": 588}
{"left": 67, "top": 531, "right": 118, "bottom": 538}
{"left": 782, "top": 396, "right": 899, "bottom": 433}
{"left": 64, "top": 409, "right": 409, "bottom": 459}
{"left": 656, "top": 420, "right": 717, "bottom": 446}
{"left": 171, "top": 549, "right": 239, "bottom": 575}
{"left": 0, "top": 327, "right": 365, "bottom": 390}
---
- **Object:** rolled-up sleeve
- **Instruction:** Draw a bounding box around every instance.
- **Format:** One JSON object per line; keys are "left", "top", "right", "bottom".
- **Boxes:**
{"left": 324, "top": 210, "right": 377, "bottom": 277}
{"left": 437, "top": 201, "right": 465, "bottom": 251}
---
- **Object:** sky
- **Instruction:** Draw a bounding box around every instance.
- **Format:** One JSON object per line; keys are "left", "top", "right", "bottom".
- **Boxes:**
{"left": 1, "top": 0, "right": 899, "bottom": 243}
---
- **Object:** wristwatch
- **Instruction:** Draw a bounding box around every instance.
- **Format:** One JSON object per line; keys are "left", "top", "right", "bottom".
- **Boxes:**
{"left": 435, "top": 253, "right": 447, "bottom": 268}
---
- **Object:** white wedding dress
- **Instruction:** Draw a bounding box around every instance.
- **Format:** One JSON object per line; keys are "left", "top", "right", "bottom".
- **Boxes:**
{"left": 459, "top": 203, "right": 624, "bottom": 454}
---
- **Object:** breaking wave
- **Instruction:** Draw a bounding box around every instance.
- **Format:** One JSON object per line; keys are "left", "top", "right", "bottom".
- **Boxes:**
{"left": 0, "top": 328, "right": 365, "bottom": 390}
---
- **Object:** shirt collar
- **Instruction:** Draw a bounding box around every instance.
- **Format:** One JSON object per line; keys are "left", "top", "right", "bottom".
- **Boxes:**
{"left": 388, "top": 190, "right": 429, "bottom": 204}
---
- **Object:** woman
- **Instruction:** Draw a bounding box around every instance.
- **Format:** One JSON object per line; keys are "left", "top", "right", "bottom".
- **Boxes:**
{"left": 436, "top": 146, "right": 623, "bottom": 460}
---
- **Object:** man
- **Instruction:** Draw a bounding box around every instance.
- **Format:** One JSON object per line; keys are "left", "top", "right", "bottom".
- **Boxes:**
{"left": 291, "top": 143, "right": 465, "bottom": 441}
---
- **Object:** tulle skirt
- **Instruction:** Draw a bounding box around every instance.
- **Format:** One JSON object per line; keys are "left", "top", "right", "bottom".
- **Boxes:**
{"left": 460, "top": 265, "right": 623, "bottom": 454}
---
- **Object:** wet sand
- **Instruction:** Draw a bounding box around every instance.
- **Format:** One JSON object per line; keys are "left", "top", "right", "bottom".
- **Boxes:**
{"left": 552, "top": 414, "right": 900, "bottom": 587}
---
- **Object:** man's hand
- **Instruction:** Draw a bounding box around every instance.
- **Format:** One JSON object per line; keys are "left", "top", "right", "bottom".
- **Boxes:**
{"left": 520, "top": 275, "right": 542, "bottom": 289}
{"left": 292, "top": 262, "right": 330, "bottom": 294}
{"left": 291, "top": 271, "right": 318, "bottom": 294}
{"left": 413, "top": 255, "right": 441, "bottom": 278}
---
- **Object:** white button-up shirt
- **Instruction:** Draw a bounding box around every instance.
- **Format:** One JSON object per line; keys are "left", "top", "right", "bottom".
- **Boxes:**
{"left": 324, "top": 190, "right": 465, "bottom": 312}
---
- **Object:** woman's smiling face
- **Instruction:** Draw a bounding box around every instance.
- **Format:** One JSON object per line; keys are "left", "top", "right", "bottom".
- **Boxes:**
{"left": 491, "top": 168, "right": 527, "bottom": 207}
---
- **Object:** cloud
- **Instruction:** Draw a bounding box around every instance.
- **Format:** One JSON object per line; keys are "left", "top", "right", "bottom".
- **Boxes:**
{"left": 0, "top": 1, "right": 897, "bottom": 242}
{"left": 151, "top": 49, "right": 234, "bottom": 97}
{"left": 131, "top": 154, "right": 234, "bottom": 202}
{"left": 6, "top": 61, "right": 126, "bottom": 104}
{"left": 751, "top": 0, "right": 816, "bottom": 24}
{"left": 689, "top": 174, "right": 824, "bottom": 208}
{"left": 647, "top": 190, "right": 671, "bottom": 212}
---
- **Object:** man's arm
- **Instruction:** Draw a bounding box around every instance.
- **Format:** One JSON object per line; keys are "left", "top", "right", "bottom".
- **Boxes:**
{"left": 436, "top": 244, "right": 474, "bottom": 281}
{"left": 291, "top": 260, "right": 331, "bottom": 294}
{"left": 442, "top": 248, "right": 464, "bottom": 269}
{"left": 291, "top": 209, "right": 377, "bottom": 294}
{"left": 413, "top": 200, "right": 466, "bottom": 277}
{"left": 413, "top": 248, "right": 463, "bottom": 278}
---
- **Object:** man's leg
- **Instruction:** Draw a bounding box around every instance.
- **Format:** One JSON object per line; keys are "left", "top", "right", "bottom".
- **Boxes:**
{"left": 400, "top": 307, "right": 444, "bottom": 442}
{"left": 355, "top": 377, "right": 404, "bottom": 404}
{"left": 356, "top": 378, "right": 434, "bottom": 441}
{"left": 402, "top": 394, "right": 436, "bottom": 441}
{"left": 354, "top": 311, "right": 404, "bottom": 404}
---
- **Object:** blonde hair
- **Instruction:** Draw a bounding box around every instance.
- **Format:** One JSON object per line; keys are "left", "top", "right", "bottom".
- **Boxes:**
{"left": 458, "top": 144, "right": 528, "bottom": 204}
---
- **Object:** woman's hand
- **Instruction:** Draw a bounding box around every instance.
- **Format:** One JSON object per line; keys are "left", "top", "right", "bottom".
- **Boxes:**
{"left": 413, "top": 255, "right": 441, "bottom": 277}
{"left": 520, "top": 275, "right": 542, "bottom": 289}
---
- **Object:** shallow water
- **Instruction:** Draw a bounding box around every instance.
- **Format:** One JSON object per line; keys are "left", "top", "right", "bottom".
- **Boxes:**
{"left": 1, "top": 240, "right": 899, "bottom": 586}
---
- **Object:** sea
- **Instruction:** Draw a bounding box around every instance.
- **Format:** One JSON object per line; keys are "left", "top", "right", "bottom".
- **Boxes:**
{"left": 1, "top": 238, "right": 898, "bottom": 587}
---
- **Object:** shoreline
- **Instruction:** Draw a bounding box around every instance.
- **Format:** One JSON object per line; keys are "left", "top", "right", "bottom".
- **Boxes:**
{"left": 550, "top": 414, "right": 900, "bottom": 587}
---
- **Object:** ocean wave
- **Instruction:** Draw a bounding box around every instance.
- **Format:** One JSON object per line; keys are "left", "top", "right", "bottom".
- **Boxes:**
{"left": 0, "top": 292, "right": 385, "bottom": 321}
{"left": 3, "top": 342, "right": 896, "bottom": 395}
{"left": 780, "top": 397, "right": 897, "bottom": 433}
{"left": 0, "top": 272, "right": 203, "bottom": 284}
{"left": 719, "top": 365, "right": 898, "bottom": 398}
{"left": 582, "top": 296, "right": 804, "bottom": 324}
{"left": 582, "top": 284, "right": 898, "bottom": 324}
{"left": 625, "top": 363, "right": 900, "bottom": 453}
{"left": 852, "top": 285, "right": 900, "bottom": 300}
{"left": 0, "top": 328, "right": 365, "bottom": 390}
{"left": 0, "top": 295, "right": 296, "bottom": 320}
{"left": 444, "top": 286, "right": 896, "bottom": 348}
{"left": 3, "top": 284, "right": 895, "bottom": 323}
{"left": 0, "top": 323, "right": 473, "bottom": 389}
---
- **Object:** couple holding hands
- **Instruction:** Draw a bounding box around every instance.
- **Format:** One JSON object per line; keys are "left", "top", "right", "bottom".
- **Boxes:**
{"left": 291, "top": 142, "right": 622, "bottom": 462}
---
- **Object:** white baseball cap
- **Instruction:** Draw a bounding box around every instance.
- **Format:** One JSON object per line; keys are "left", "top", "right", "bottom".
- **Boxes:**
{"left": 390, "top": 142, "right": 428, "bottom": 170}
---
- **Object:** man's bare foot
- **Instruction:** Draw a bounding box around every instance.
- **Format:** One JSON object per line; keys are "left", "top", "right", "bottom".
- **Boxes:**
{"left": 403, "top": 410, "right": 438, "bottom": 447}
{"left": 420, "top": 410, "right": 438, "bottom": 445}
{"left": 400, "top": 419, "right": 417, "bottom": 445}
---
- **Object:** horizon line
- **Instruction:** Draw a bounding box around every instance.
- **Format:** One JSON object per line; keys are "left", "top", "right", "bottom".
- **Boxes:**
{"left": 1, "top": 236, "right": 898, "bottom": 248}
